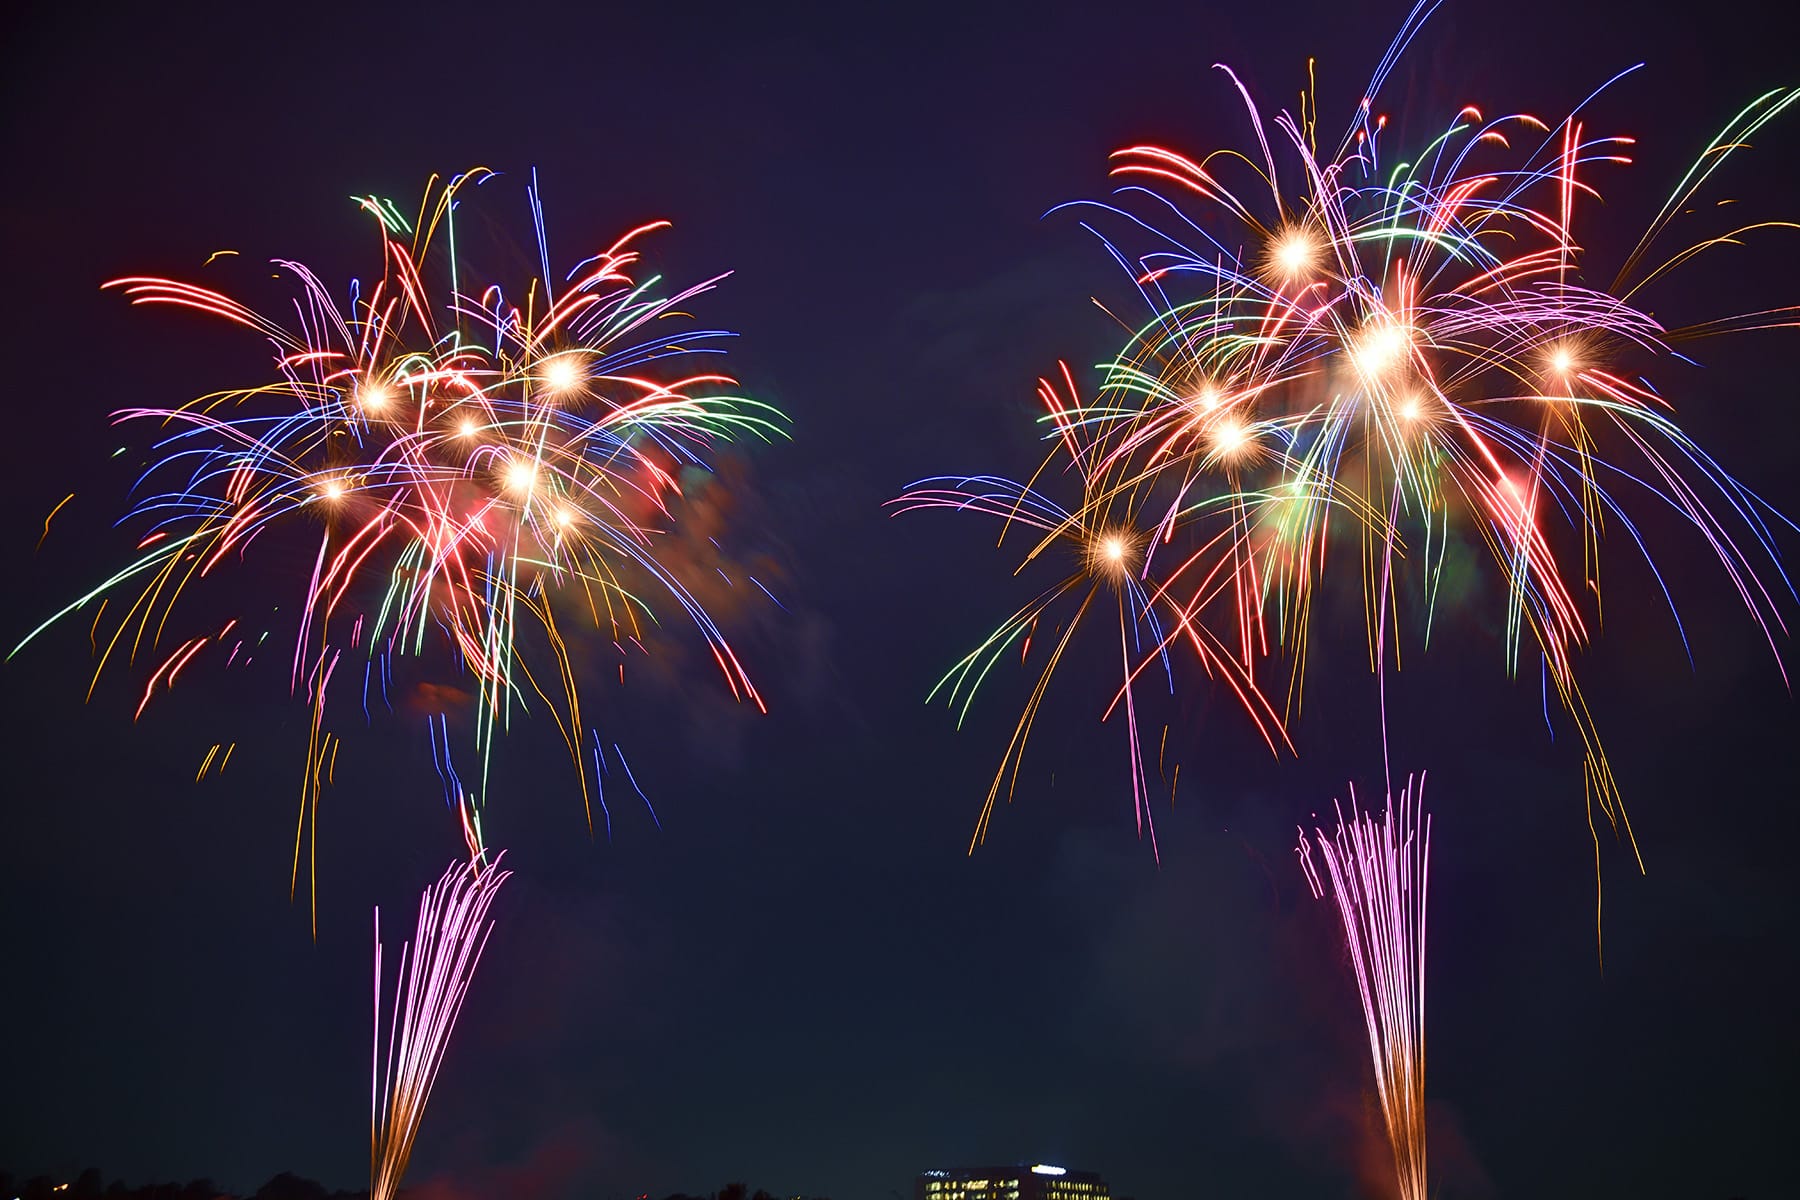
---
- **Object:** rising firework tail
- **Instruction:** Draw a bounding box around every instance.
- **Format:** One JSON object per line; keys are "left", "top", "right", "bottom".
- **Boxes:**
{"left": 370, "top": 853, "right": 511, "bottom": 1200}
{"left": 1298, "top": 776, "right": 1430, "bottom": 1200}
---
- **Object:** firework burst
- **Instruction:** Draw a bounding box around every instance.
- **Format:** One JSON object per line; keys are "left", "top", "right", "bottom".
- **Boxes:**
{"left": 906, "top": 0, "right": 1797, "bottom": 856}
{"left": 1060, "top": 0, "right": 1799, "bottom": 847}
{"left": 13, "top": 170, "right": 788, "bottom": 919}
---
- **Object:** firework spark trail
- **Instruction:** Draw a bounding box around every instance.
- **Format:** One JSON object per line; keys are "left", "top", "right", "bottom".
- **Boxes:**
{"left": 1298, "top": 777, "right": 1430, "bottom": 1200}
{"left": 11, "top": 171, "right": 788, "bottom": 911}
{"left": 370, "top": 853, "right": 511, "bottom": 1200}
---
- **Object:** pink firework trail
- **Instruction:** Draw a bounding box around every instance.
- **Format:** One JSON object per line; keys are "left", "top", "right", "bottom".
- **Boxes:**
{"left": 1298, "top": 776, "right": 1430, "bottom": 1200}
{"left": 370, "top": 853, "right": 511, "bottom": 1200}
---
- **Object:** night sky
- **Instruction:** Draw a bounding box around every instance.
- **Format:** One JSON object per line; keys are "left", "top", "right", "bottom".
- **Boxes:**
{"left": 4, "top": 2, "right": 1799, "bottom": 1198}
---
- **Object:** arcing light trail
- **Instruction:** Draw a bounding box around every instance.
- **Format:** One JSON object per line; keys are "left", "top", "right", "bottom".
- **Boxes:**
{"left": 1298, "top": 778, "right": 1431, "bottom": 1200}
{"left": 12, "top": 170, "right": 788, "bottom": 921}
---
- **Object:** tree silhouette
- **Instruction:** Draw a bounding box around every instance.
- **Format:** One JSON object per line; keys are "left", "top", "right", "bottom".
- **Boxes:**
{"left": 252, "top": 1172, "right": 329, "bottom": 1200}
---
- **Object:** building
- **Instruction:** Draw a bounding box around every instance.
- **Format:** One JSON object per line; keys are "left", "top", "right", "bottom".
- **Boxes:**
{"left": 916, "top": 1164, "right": 1110, "bottom": 1200}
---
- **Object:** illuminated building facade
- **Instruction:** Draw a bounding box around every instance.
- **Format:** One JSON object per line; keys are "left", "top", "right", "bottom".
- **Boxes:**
{"left": 916, "top": 1164, "right": 1110, "bottom": 1200}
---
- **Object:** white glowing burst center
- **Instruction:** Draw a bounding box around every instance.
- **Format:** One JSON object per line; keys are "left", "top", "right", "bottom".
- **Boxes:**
{"left": 1353, "top": 322, "right": 1411, "bottom": 377}
{"left": 1275, "top": 231, "right": 1317, "bottom": 275}
{"left": 542, "top": 357, "right": 585, "bottom": 393}
{"left": 1213, "top": 419, "right": 1249, "bottom": 455}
